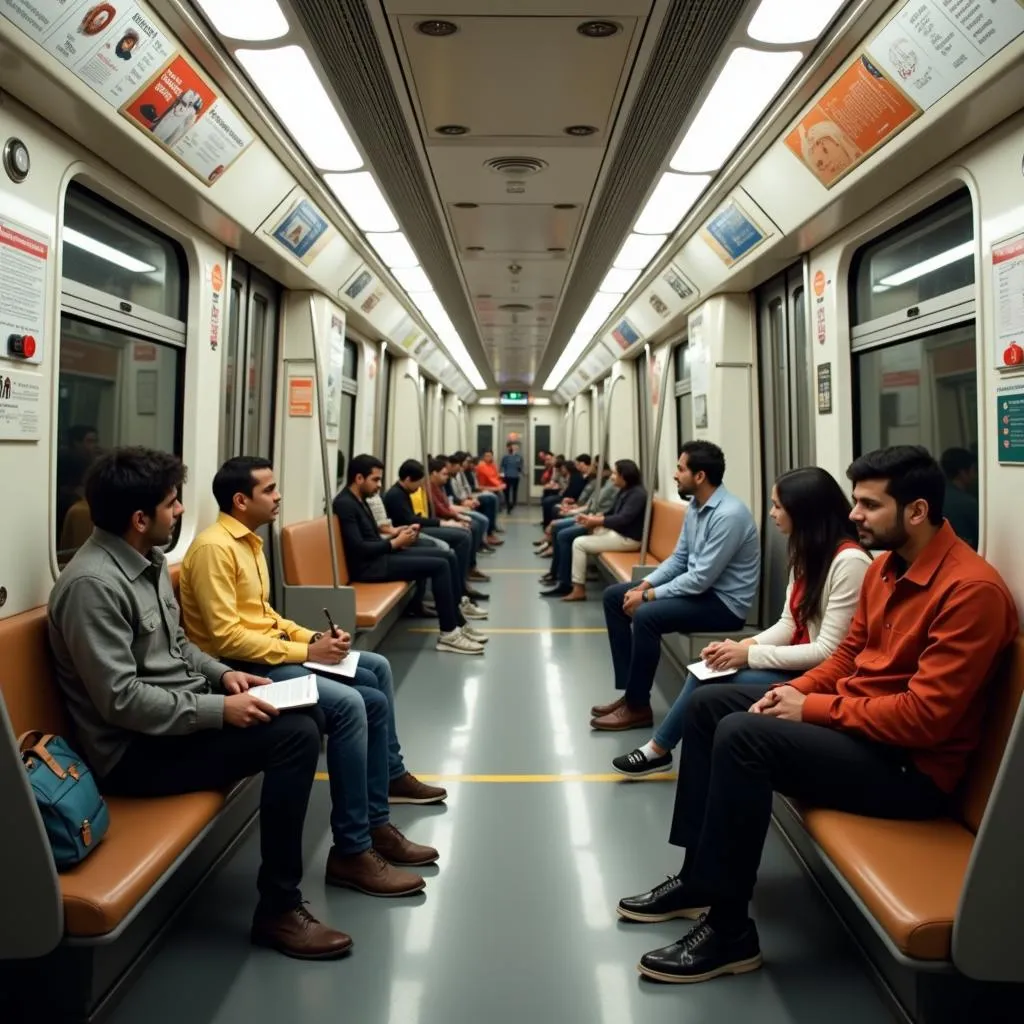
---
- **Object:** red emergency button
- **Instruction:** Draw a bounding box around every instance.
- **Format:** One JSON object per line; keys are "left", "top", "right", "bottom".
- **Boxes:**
{"left": 7, "top": 334, "right": 36, "bottom": 358}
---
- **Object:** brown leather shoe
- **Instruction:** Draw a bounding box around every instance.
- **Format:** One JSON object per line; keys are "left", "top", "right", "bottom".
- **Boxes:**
{"left": 591, "top": 702, "right": 654, "bottom": 731}
{"left": 388, "top": 771, "right": 447, "bottom": 805}
{"left": 372, "top": 823, "right": 439, "bottom": 866}
{"left": 251, "top": 903, "right": 352, "bottom": 960}
{"left": 591, "top": 695, "right": 625, "bottom": 718}
{"left": 326, "top": 848, "right": 426, "bottom": 896}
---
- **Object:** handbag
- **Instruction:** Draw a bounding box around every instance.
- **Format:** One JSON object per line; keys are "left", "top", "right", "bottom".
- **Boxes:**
{"left": 19, "top": 731, "right": 109, "bottom": 870}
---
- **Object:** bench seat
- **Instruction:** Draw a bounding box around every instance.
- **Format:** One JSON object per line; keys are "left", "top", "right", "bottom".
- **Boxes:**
{"left": 598, "top": 498, "right": 684, "bottom": 582}
{"left": 354, "top": 582, "right": 409, "bottom": 628}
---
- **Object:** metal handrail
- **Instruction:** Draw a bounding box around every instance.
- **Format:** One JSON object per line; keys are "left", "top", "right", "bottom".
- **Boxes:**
{"left": 638, "top": 347, "right": 675, "bottom": 565}
{"left": 405, "top": 370, "right": 433, "bottom": 516}
{"left": 307, "top": 296, "right": 340, "bottom": 588}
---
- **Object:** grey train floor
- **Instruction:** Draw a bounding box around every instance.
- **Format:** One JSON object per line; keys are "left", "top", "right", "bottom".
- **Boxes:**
{"left": 106, "top": 511, "right": 898, "bottom": 1024}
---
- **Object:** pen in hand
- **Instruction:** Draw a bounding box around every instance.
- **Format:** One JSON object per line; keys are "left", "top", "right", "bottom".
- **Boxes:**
{"left": 322, "top": 607, "right": 339, "bottom": 638}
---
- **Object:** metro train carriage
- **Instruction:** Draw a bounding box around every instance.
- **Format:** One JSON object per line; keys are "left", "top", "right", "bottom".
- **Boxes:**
{"left": 1, "top": 0, "right": 1023, "bottom": 1022}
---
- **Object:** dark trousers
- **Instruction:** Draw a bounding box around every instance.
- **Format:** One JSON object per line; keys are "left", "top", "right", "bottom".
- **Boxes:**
{"left": 553, "top": 523, "right": 588, "bottom": 587}
{"left": 423, "top": 524, "right": 475, "bottom": 572}
{"left": 103, "top": 708, "right": 325, "bottom": 914}
{"left": 671, "top": 684, "right": 947, "bottom": 927}
{"left": 478, "top": 491, "right": 499, "bottom": 531}
{"left": 541, "top": 493, "right": 563, "bottom": 526}
{"left": 504, "top": 478, "right": 519, "bottom": 512}
{"left": 602, "top": 581, "right": 743, "bottom": 707}
{"left": 385, "top": 551, "right": 462, "bottom": 632}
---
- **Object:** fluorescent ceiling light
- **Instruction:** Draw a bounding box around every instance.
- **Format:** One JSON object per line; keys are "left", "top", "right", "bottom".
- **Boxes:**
{"left": 670, "top": 47, "right": 802, "bottom": 173}
{"left": 544, "top": 293, "right": 620, "bottom": 390}
{"left": 599, "top": 267, "right": 641, "bottom": 294}
{"left": 366, "top": 231, "right": 418, "bottom": 269}
{"left": 392, "top": 265, "right": 432, "bottom": 292}
{"left": 324, "top": 172, "right": 398, "bottom": 232}
{"left": 878, "top": 242, "right": 974, "bottom": 287}
{"left": 748, "top": 0, "right": 846, "bottom": 44}
{"left": 613, "top": 233, "right": 666, "bottom": 270}
{"left": 410, "top": 291, "right": 487, "bottom": 389}
{"left": 196, "top": 0, "right": 289, "bottom": 40}
{"left": 634, "top": 173, "right": 712, "bottom": 235}
{"left": 235, "top": 46, "right": 362, "bottom": 170}
{"left": 64, "top": 227, "right": 156, "bottom": 273}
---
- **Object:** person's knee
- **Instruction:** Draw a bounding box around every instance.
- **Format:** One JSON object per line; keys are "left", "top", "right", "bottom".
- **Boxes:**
{"left": 274, "top": 709, "right": 323, "bottom": 764}
{"left": 320, "top": 683, "right": 366, "bottom": 726}
{"left": 711, "top": 709, "right": 768, "bottom": 758}
{"left": 603, "top": 582, "right": 626, "bottom": 609}
{"left": 361, "top": 686, "right": 389, "bottom": 724}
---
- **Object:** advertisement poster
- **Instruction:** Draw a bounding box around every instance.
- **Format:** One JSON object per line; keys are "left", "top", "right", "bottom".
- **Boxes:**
{"left": 610, "top": 318, "right": 641, "bottom": 350}
{"left": 0, "top": 219, "right": 48, "bottom": 365}
{"left": 688, "top": 311, "right": 710, "bottom": 428}
{"left": 324, "top": 315, "right": 344, "bottom": 441}
{"left": 0, "top": 0, "right": 174, "bottom": 106}
{"left": 866, "top": 0, "right": 1024, "bottom": 112}
{"left": 287, "top": 377, "right": 313, "bottom": 418}
{"left": 992, "top": 233, "right": 1024, "bottom": 369}
{"left": 700, "top": 198, "right": 767, "bottom": 266}
{"left": 785, "top": 54, "right": 921, "bottom": 188}
{"left": 663, "top": 264, "right": 696, "bottom": 303}
{"left": 342, "top": 266, "right": 374, "bottom": 302}
{"left": 0, "top": 369, "right": 42, "bottom": 441}
{"left": 120, "top": 53, "right": 253, "bottom": 185}
{"left": 817, "top": 363, "right": 833, "bottom": 414}
{"left": 270, "top": 198, "right": 331, "bottom": 266}
{"left": 996, "top": 381, "right": 1024, "bottom": 464}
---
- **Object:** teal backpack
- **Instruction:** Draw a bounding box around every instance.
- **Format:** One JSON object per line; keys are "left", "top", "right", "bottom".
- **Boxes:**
{"left": 20, "top": 731, "right": 109, "bottom": 870}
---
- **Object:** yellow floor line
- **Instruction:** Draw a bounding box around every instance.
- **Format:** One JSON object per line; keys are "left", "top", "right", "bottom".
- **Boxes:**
{"left": 406, "top": 626, "right": 607, "bottom": 635}
{"left": 315, "top": 772, "right": 675, "bottom": 783}
{"left": 479, "top": 568, "right": 547, "bottom": 573}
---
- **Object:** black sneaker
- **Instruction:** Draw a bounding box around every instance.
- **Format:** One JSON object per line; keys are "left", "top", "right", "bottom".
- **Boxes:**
{"left": 638, "top": 916, "right": 762, "bottom": 984}
{"left": 612, "top": 747, "right": 673, "bottom": 778}
{"left": 617, "top": 876, "right": 710, "bottom": 923}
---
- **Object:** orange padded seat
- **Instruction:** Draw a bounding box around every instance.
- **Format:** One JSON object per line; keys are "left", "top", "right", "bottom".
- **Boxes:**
{"left": 0, "top": 606, "right": 241, "bottom": 937}
{"left": 280, "top": 517, "right": 409, "bottom": 627}
{"left": 599, "top": 498, "right": 685, "bottom": 582}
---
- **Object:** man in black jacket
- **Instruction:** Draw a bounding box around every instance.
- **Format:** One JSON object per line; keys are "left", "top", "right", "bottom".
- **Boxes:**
{"left": 333, "top": 455, "right": 485, "bottom": 655}
{"left": 383, "top": 459, "right": 489, "bottom": 599}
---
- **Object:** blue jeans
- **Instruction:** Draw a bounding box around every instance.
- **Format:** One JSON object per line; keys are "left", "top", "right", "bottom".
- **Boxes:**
{"left": 230, "top": 651, "right": 404, "bottom": 855}
{"left": 464, "top": 508, "right": 490, "bottom": 540}
{"left": 477, "top": 491, "right": 499, "bottom": 532}
{"left": 602, "top": 581, "right": 745, "bottom": 708}
{"left": 552, "top": 522, "right": 588, "bottom": 586}
{"left": 654, "top": 668, "right": 799, "bottom": 752}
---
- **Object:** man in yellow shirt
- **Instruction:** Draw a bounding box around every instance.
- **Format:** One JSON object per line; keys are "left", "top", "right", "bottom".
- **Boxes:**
{"left": 180, "top": 456, "right": 445, "bottom": 901}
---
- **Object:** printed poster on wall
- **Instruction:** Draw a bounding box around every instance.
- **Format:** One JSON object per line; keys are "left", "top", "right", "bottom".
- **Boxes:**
{"left": 688, "top": 311, "right": 710, "bottom": 428}
{"left": 993, "top": 233, "right": 1024, "bottom": 369}
{"left": 785, "top": 53, "right": 921, "bottom": 189}
{"left": 269, "top": 198, "right": 332, "bottom": 266}
{"left": 324, "top": 315, "right": 345, "bottom": 442}
{"left": 0, "top": 369, "right": 42, "bottom": 440}
{"left": 700, "top": 197, "right": 767, "bottom": 267}
{"left": 996, "top": 380, "right": 1024, "bottom": 464}
{"left": 0, "top": 218, "right": 48, "bottom": 365}
{"left": 120, "top": 53, "right": 253, "bottom": 186}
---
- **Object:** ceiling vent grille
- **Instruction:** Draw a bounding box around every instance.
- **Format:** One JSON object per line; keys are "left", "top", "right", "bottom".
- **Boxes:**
{"left": 485, "top": 156, "right": 548, "bottom": 177}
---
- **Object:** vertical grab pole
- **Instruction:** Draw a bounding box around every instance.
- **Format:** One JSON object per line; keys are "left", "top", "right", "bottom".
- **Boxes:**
{"left": 639, "top": 347, "right": 674, "bottom": 566}
{"left": 405, "top": 370, "right": 432, "bottom": 516}
{"left": 308, "top": 296, "right": 341, "bottom": 588}
{"left": 601, "top": 371, "right": 625, "bottom": 474}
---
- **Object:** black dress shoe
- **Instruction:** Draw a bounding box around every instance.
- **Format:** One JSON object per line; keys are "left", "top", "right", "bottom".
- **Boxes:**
{"left": 638, "top": 916, "right": 762, "bottom": 984}
{"left": 539, "top": 573, "right": 556, "bottom": 585}
{"left": 617, "top": 876, "right": 710, "bottom": 923}
{"left": 540, "top": 585, "right": 572, "bottom": 598}
{"left": 464, "top": 588, "right": 490, "bottom": 601}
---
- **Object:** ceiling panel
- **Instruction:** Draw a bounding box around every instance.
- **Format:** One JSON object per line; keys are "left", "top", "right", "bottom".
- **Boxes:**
{"left": 448, "top": 204, "right": 583, "bottom": 256}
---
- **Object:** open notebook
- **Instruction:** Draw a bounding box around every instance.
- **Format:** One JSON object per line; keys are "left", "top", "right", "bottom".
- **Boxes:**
{"left": 303, "top": 652, "right": 361, "bottom": 679}
{"left": 254, "top": 674, "right": 319, "bottom": 710}
{"left": 687, "top": 660, "right": 738, "bottom": 682}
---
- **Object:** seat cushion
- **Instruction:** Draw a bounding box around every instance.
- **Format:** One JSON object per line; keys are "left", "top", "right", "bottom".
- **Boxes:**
{"left": 648, "top": 499, "right": 685, "bottom": 562}
{"left": 802, "top": 807, "right": 974, "bottom": 960}
{"left": 0, "top": 606, "right": 71, "bottom": 737}
{"left": 60, "top": 789, "right": 232, "bottom": 936}
{"left": 354, "top": 582, "right": 409, "bottom": 627}
{"left": 599, "top": 551, "right": 661, "bottom": 582}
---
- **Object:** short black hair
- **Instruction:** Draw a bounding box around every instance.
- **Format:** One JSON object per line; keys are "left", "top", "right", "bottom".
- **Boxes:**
{"left": 428, "top": 457, "right": 447, "bottom": 474}
{"left": 575, "top": 454, "right": 592, "bottom": 465}
{"left": 614, "top": 459, "right": 642, "bottom": 489}
{"left": 847, "top": 445, "right": 945, "bottom": 525}
{"left": 680, "top": 440, "right": 726, "bottom": 487}
{"left": 85, "top": 447, "right": 185, "bottom": 535}
{"left": 399, "top": 459, "right": 425, "bottom": 483}
{"left": 347, "top": 454, "right": 384, "bottom": 485}
{"left": 213, "top": 456, "right": 273, "bottom": 514}
{"left": 68, "top": 424, "right": 97, "bottom": 446}
{"left": 447, "top": 452, "right": 466, "bottom": 464}
{"left": 940, "top": 447, "right": 975, "bottom": 480}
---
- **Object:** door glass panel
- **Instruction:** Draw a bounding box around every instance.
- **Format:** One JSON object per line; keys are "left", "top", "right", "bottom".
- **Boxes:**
{"left": 245, "top": 294, "right": 268, "bottom": 450}
{"left": 676, "top": 392, "right": 693, "bottom": 448}
{"left": 792, "top": 285, "right": 813, "bottom": 466}
{"left": 220, "top": 281, "right": 242, "bottom": 465}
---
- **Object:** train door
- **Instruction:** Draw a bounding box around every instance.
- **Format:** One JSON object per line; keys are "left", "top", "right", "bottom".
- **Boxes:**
{"left": 756, "top": 261, "right": 814, "bottom": 623}
{"left": 219, "top": 257, "right": 280, "bottom": 576}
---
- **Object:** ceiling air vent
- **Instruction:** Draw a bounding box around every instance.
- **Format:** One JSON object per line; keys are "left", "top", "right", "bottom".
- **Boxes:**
{"left": 485, "top": 157, "right": 548, "bottom": 177}
{"left": 499, "top": 303, "right": 533, "bottom": 311}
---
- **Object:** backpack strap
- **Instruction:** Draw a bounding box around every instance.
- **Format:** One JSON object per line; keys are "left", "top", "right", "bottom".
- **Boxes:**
{"left": 18, "top": 732, "right": 67, "bottom": 779}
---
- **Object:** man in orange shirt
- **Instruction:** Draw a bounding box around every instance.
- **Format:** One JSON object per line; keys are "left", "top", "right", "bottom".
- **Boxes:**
{"left": 475, "top": 449, "right": 506, "bottom": 495}
{"left": 617, "top": 446, "right": 1017, "bottom": 985}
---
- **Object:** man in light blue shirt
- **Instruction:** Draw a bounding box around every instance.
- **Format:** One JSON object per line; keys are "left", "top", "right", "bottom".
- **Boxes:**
{"left": 499, "top": 442, "right": 524, "bottom": 513}
{"left": 592, "top": 441, "right": 760, "bottom": 731}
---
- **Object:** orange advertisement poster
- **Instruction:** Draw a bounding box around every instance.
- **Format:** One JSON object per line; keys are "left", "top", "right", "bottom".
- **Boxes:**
{"left": 288, "top": 377, "right": 314, "bottom": 418}
{"left": 785, "top": 54, "right": 921, "bottom": 189}
{"left": 122, "top": 54, "right": 216, "bottom": 147}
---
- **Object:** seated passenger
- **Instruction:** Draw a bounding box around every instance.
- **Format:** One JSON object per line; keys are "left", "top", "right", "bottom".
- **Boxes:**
{"left": 47, "top": 447, "right": 351, "bottom": 959}
{"left": 618, "top": 446, "right": 1018, "bottom": 984}
{"left": 592, "top": 441, "right": 760, "bottom": 731}
{"left": 447, "top": 452, "right": 502, "bottom": 545}
{"left": 538, "top": 461, "right": 616, "bottom": 582}
{"left": 474, "top": 449, "right": 506, "bottom": 497}
{"left": 613, "top": 466, "right": 872, "bottom": 776}
{"left": 541, "top": 459, "right": 647, "bottom": 603}
{"left": 432, "top": 456, "right": 490, "bottom": 554}
{"left": 940, "top": 446, "right": 979, "bottom": 550}
{"left": 536, "top": 456, "right": 600, "bottom": 556}
{"left": 180, "top": 455, "right": 448, "bottom": 832}
{"left": 334, "top": 454, "right": 486, "bottom": 654}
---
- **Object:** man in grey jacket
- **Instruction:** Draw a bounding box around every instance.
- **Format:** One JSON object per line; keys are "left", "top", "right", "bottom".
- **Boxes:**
{"left": 47, "top": 447, "right": 352, "bottom": 960}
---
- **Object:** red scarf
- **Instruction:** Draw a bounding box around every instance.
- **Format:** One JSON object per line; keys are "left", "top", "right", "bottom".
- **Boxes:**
{"left": 789, "top": 540, "right": 863, "bottom": 645}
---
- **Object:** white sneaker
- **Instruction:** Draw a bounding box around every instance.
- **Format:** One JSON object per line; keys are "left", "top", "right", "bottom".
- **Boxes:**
{"left": 436, "top": 630, "right": 484, "bottom": 655}
{"left": 459, "top": 596, "right": 488, "bottom": 620}
{"left": 461, "top": 625, "right": 489, "bottom": 644}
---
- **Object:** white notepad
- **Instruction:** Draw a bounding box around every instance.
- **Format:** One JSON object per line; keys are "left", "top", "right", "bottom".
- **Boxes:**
{"left": 687, "top": 660, "right": 739, "bottom": 682}
{"left": 303, "top": 651, "right": 361, "bottom": 679}
{"left": 255, "top": 674, "right": 319, "bottom": 710}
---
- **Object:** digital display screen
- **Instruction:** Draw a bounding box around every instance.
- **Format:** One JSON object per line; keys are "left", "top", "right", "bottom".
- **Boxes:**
{"left": 500, "top": 390, "right": 529, "bottom": 405}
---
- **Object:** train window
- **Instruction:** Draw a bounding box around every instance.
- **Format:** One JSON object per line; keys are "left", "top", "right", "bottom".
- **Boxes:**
{"left": 852, "top": 189, "right": 974, "bottom": 329}
{"left": 335, "top": 338, "right": 359, "bottom": 488}
{"left": 62, "top": 183, "right": 186, "bottom": 322}
{"left": 674, "top": 341, "right": 693, "bottom": 449}
{"left": 343, "top": 339, "right": 359, "bottom": 379}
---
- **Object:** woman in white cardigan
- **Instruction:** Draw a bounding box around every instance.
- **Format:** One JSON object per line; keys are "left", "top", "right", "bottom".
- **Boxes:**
{"left": 612, "top": 466, "right": 872, "bottom": 777}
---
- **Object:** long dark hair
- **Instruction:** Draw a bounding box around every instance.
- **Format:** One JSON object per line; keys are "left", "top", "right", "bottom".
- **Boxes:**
{"left": 775, "top": 467, "right": 861, "bottom": 625}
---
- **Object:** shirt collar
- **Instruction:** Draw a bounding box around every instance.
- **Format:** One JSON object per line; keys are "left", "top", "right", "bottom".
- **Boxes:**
{"left": 694, "top": 485, "right": 727, "bottom": 513}
{"left": 881, "top": 521, "right": 959, "bottom": 586}
{"left": 91, "top": 529, "right": 163, "bottom": 581}
{"left": 216, "top": 512, "right": 261, "bottom": 548}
